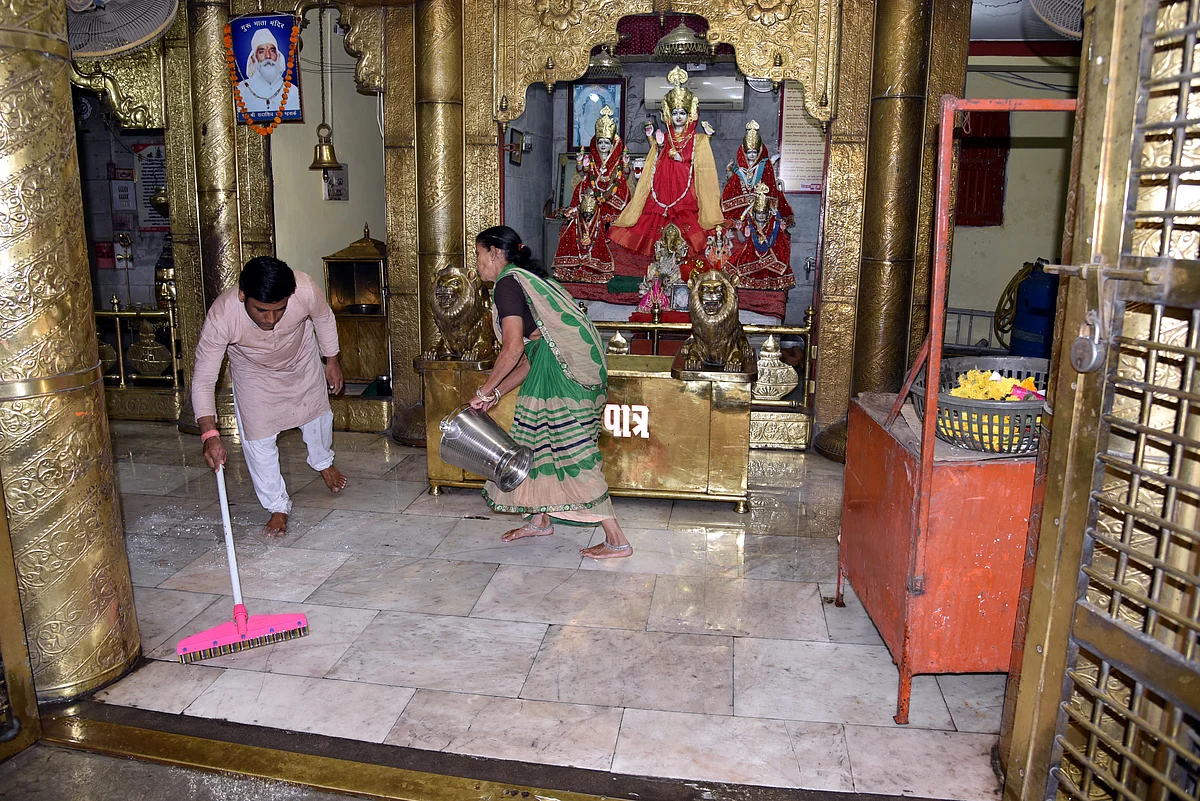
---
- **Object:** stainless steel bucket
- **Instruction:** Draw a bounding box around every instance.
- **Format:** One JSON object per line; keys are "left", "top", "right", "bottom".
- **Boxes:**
{"left": 439, "top": 404, "right": 532, "bottom": 492}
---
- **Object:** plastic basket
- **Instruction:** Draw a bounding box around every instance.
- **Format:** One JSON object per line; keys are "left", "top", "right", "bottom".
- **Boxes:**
{"left": 910, "top": 356, "right": 1050, "bottom": 456}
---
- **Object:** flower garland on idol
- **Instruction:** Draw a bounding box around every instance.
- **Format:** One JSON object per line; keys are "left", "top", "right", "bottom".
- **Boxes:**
{"left": 223, "top": 17, "right": 300, "bottom": 136}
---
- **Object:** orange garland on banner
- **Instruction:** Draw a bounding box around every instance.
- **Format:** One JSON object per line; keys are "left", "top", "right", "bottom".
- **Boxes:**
{"left": 224, "top": 19, "right": 300, "bottom": 136}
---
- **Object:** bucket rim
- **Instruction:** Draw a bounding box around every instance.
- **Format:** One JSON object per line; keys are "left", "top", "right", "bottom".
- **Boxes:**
{"left": 440, "top": 402, "right": 475, "bottom": 432}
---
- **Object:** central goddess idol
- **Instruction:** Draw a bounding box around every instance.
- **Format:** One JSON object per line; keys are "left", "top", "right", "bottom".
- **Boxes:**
{"left": 609, "top": 66, "right": 724, "bottom": 257}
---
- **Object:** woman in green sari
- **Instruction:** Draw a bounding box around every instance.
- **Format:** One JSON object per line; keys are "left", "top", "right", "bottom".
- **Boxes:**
{"left": 468, "top": 226, "right": 632, "bottom": 560}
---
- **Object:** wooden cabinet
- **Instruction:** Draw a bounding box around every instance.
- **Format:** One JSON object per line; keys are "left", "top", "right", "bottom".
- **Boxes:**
{"left": 334, "top": 315, "right": 388, "bottom": 383}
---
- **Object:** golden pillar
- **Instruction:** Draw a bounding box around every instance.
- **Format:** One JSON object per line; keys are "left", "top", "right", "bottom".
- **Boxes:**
{"left": 189, "top": 0, "right": 241, "bottom": 300}
{"left": 0, "top": 2, "right": 139, "bottom": 700}
{"left": 852, "top": 0, "right": 932, "bottom": 396}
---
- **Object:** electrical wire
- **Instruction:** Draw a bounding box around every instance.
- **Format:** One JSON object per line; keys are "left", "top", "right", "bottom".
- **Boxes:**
{"left": 979, "top": 70, "right": 1077, "bottom": 94}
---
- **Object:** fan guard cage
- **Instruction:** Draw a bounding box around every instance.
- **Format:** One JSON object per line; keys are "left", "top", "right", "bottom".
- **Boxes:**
{"left": 68, "top": 0, "right": 179, "bottom": 59}
{"left": 1028, "top": 0, "right": 1084, "bottom": 39}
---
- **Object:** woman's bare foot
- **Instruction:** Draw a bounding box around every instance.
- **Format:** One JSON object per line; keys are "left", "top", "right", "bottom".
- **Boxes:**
{"left": 262, "top": 512, "right": 288, "bottom": 538}
{"left": 321, "top": 465, "right": 347, "bottom": 492}
{"left": 581, "top": 517, "right": 632, "bottom": 559}
{"left": 580, "top": 541, "right": 632, "bottom": 559}
{"left": 502, "top": 513, "right": 554, "bottom": 542}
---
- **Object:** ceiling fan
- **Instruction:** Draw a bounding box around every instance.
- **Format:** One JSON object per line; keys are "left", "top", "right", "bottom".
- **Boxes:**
{"left": 67, "top": 0, "right": 179, "bottom": 59}
{"left": 1027, "top": 0, "right": 1084, "bottom": 39}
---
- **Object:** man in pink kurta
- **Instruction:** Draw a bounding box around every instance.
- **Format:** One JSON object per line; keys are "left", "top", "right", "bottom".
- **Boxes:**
{"left": 192, "top": 256, "right": 347, "bottom": 536}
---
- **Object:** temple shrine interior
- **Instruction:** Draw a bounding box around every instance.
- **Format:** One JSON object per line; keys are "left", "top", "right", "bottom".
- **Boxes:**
{"left": 4, "top": 2, "right": 1198, "bottom": 801}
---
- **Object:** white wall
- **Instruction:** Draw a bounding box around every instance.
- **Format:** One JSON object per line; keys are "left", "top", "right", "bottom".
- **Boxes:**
{"left": 272, "top": 10, "right": 386, "bottom": 286}
{"left": 948, "top": 61, "right": 1077, "bottom": 313}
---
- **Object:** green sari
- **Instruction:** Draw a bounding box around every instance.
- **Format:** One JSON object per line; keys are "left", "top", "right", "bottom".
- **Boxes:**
{"left": 482, "top": 265, "right": 615, "bottom": 524}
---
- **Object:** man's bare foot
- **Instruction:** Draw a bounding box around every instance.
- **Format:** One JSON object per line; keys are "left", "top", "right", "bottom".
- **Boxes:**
{"left": 580, "top": 541, "right": 633, "bottom": 560}
{"left": 502, "top": 521, "right": 555, "bottom": 542}
{"left": 262, "top": 512, "right": 288, "bottom": 538}
{"left": 321, "top": 465, "right": 347, "bottom": 493}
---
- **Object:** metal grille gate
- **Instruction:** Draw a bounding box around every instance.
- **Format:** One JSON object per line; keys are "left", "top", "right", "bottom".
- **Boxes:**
{"left": 1051, "top": 1, "right": 1200, "bottom": 797}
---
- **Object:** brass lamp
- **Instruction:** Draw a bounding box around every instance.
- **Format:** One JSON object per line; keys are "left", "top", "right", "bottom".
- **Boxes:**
{"left": 308, "top": 10, "right": 343, "bottom": 173}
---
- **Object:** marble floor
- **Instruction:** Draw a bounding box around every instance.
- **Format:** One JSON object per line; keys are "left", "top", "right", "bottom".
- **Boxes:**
{"left": 95, "top": 420, "right": 1006, "bottom": 800}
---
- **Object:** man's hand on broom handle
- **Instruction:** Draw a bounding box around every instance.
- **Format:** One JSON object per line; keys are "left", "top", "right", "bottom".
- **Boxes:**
{"left": 199, "top": 416, "right": 227, "bottom": 471}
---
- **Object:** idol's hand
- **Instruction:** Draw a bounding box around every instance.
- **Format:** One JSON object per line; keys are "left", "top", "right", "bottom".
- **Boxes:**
{"left": 203, "top": 436, "right": 228, "bottom": 471}
{"left": 325, "top": 355, "right": 344, "bottom": 395}
{"left": 643, "top": 122, "right": 655, "bottom": 139}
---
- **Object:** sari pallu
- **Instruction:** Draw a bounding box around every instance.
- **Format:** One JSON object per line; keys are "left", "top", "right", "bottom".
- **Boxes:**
{"left": 482, "top": 265, "right": 615, "bottom": 524}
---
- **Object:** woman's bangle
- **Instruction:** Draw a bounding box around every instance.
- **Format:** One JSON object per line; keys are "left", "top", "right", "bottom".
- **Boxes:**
{"left": 475, "top": 387, "right": 500, "bottom": 403}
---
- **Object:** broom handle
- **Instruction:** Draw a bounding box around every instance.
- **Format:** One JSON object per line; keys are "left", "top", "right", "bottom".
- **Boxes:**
{"left": 215, "top": 467, "right": 244, "bottom": 608}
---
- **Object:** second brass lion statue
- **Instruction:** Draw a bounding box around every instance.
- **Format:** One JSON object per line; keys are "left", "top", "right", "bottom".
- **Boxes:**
{"left": 680, "top": 268, "right": 754, "bottom": 372}
{"left": 424, "top": 263, "right": 496, "bottom": 361}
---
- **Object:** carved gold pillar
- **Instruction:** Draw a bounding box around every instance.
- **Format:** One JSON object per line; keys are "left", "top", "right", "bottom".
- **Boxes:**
{"left": 812, "top": 0, "right": 875, "bottom": 457}
{"left": 0, "top": 2, "right": 139, "bottom": 700}
{"left": 189, "top": 0, "right": 241, "bottom": 301}
{"left": 852, "top": 0, "right": 933, "bottom": 396}
{"left": 907, "top": 0, "right": 971, "bottom": 362}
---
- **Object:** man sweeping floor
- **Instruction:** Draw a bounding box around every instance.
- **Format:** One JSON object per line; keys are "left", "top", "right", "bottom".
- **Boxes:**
{"left": 192, "top": 256, "right": 348, "bottom": 537}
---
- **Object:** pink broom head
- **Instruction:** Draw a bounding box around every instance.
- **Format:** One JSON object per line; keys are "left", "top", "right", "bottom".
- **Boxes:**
{"left": 177, "top": 604, "right": 308, "bottom": 664}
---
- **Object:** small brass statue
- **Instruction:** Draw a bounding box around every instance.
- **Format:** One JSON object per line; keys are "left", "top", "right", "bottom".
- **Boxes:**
{"left": 681, "top": 268, "right": 753, "bottom": 372}
{"left": 424, "top": 262, "right": 496, "bottom": 361}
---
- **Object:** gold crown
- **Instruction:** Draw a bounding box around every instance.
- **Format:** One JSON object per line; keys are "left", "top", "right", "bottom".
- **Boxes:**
{"left": 594, "top": 105, "right": 617, "bottom": 140}
{"left": 751, "top": 182, "right": 773, "bottom": 213}
{"left": 743, "top": 120, "right": 762, "bottom": 153}
{"left": 578, "top": 188, "right": 597, "bottom": 214}
{"left": 661, "top": 66, "right": 698, "bottom": 122}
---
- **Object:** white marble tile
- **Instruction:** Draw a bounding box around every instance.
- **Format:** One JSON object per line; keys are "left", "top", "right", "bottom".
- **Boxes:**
{"left": 165, "top": 462, "right": 316, "bottom": 507}
{"left": 94, "top": 660, "right": 224, "bottom": 714}
{"left": 322, "top": 446, "right": 417, "bottom": 479}
{"left": 124, "top": 534, "right": 213, "bottom": 588}
{"left": 225, "top": 504, "right": 333, "bottom": 546}
{"left": 432, "top": 518, "right": 594, "bottom": 569}
{"left": 383, "top": 454, "right": 432, "bottom": 482}
{"left": 290, "top": 477, "right": 427, "bottom": 514}
{"left": 818, "top": 582, "right": 886, "bottom": 646}
{"left": 470, "top": 566, "right": 655, "bottom": 630}
{"left": 116, "top": 463, "right": 212, "bottom": 496}
{"left": 844, "top": 725, "right": 1001, "bottom": 800}
{"left": 402, "top": 487, "right": 500, "bottom": 519}
{"left": 184, "top": 669, "right": 414, "bottom": 743}
{"left": 937, "top": 674, "right": 1008, "bottom": 735}
{"left": 734, "top": 639, "right": 954, "bottom": 730}
{"left": 522, "top": 626, "right": 733, "bottom": 715}
{"left": 725, "top": 535, "right": 839, "bottom": 582}
{"left": 148, "top": 597, "right": 378, "bottom": 678}
{"left": 132, "top": 586, "right": 221, "bottom": 653}
{"left": 609, "top": 497, "right": 674, "bottom": 528}
{"left": 159, "top": 544, "right": 348, "bottom": 602}
{"left": 306, "top": 556, "right": 497, "bottom": 616}
{"left": 328, "top": 611, "right": 547, "bottom": 697}
{"left": 120, "top": 494, "right": 217, "bottom": 538}
{"left": 647, "top": 576, "right": 828, "bottom": 641}
{"left": 668, "top": 500, "right": 756, "bottom": 531}
{"left": 786, "top": 720, "right": 856, "bottom": 792}
{"left": 613, "top": 709, "right": 852, "bottom": 790}
{"left": 579, "top": 528, "right": 708, "bottom": 576}
{"left": 291, "top": 510, "right": 455, "bottom": 558}
{"left": 386, "top": 690, "right": 622, "bottom": 770}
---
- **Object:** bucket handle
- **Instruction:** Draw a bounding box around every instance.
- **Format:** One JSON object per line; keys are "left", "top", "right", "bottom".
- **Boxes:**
{"left": 440, "top": 402, "right": 475, "bottom": 434}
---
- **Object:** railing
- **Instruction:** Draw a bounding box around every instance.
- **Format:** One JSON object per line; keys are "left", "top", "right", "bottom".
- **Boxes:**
{"left": 94, "top": 295, "right": 183, "bottom": 390}
{"left": 943, "top": 307, "right": 1006, "bottom": 354}
{"left": 592, "top": 306, "right": 814, "bottom": 408}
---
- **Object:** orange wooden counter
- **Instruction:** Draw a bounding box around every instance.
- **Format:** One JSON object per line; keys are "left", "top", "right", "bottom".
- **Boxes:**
{"left": 837, "top": 394, "right": 1035, "bottom": 724}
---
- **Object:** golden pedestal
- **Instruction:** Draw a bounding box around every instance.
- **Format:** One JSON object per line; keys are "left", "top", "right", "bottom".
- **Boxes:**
{"left": 416, "top": 355, "right": 751, "bottom": 512}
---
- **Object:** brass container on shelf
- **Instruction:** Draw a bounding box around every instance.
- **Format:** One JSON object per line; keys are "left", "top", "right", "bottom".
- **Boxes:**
{"left": 127, "top": 321, "right": 173, "bottom": 376}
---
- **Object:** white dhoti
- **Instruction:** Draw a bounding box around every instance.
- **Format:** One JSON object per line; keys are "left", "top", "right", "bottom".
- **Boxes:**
{"left": 236, "top": 401, "right": 335, "bottom": 515}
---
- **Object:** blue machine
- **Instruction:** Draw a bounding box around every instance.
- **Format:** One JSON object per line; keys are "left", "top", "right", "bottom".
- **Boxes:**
{"left": 1009, "top": 258, "right": 1059, "bottom": 359}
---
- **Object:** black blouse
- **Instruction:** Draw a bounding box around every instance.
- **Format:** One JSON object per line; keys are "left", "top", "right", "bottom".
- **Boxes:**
{"left": 493, "top": 275, "right": 538, "bottom": 339}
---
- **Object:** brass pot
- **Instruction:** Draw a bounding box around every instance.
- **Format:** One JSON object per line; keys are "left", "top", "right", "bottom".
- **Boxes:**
{"left": 126, "top": 321, "right": 172, "bottom": 376}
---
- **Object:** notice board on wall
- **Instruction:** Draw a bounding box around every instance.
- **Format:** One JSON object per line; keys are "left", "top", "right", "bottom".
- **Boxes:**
{"left": 134, "top": 143, "right": 169, "bottom": 232}
{"left": 777, "top": 81, "right": 826, "bottom": 194}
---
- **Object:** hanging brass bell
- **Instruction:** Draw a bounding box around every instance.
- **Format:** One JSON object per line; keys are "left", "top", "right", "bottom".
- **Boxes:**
{"left": 149, "top": 185, "right": 169, "bottom": 217}
{"left": 309, "top": 123, "right": 343, "bottom": 171}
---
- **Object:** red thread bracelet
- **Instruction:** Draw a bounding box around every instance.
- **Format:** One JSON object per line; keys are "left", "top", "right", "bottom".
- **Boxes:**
{"left": 201, "top": 429, "right": 221, "bottom": 442}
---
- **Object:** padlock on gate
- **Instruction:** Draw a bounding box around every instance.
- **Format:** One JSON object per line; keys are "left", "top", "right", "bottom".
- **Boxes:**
{"left": 1069, "top": 309, "right": 1106, "bottom": 373}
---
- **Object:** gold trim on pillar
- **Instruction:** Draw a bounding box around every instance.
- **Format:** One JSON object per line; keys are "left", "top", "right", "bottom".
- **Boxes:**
{"left": 0, "top": 2, "right": 139, "bottom": 701}
{"left": 493, "top": 0, "right": 840, "bottom": 125}
{"left": 812, "top": 0, "right": 873, "bottom": 438}
{"left": 71, "top": 42, "right": 167, "bottom": 130}
{"left": 341, "top": 6, "right": 386, "bottom": 94}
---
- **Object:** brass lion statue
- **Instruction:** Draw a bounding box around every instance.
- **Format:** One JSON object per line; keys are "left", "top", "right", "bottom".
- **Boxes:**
{"left": 424, "top": 262, "right": 496, "bottom": 361}
{"left": 680, "top": 268, "right": 753, "bottom": 372}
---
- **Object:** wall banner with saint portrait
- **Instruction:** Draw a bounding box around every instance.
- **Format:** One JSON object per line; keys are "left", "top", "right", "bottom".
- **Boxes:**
{"left": 228, "top": 13, "right": 303, "bottom": 124}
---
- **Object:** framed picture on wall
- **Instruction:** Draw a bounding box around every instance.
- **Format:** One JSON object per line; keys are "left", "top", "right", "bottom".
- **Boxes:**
{"left": 568, "top": 79, "right": 625, "bottom": 150}
{"left": 228, "top": 13, "right": 303, "bottom": 123}
{"left": 509, "top": 128, "right": 525, "bottom": 166}
{"left": 555, "top": 153, "right": 582, "bottom": 210}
